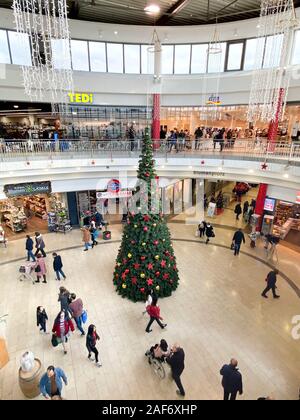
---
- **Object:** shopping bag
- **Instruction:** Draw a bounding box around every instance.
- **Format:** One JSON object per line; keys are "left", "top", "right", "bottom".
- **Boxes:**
{"left": 81, "top": 310, "right": 88, "bottom": 324}
{"left": 195, "top": 230, "right": 200, "bottom": 237}
{"left": 51, "top": 334, "right": 59, "bottom": 347}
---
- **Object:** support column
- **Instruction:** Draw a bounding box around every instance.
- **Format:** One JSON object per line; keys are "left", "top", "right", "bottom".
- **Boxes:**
{"left": 255, "top": 183, "right": 268, "bottom": 231}
{"left": 152, "top": 93, "right": 161, "bottom": 146}
{"left": 152, "top": 31, "right": 162, "bottom": 150}
{"left": 268, "top": 87, "right": 285, "bottom": 151}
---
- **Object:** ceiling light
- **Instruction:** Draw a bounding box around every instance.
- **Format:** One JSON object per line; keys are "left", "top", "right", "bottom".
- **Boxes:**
{"left": 114, "top": 31, "right": 118, "bottom": 35}
{"left": 13, "top": 105, "right": 19, "bottom": 109}
{"left": 72, "top": 112, "right": 77, "bottom": 115}
{"left": 144, "top": 4, "right": 160, "bottom": 15}
{"left": 284, "top": 173, "right": 289, "bottom": 178}
{"left": 249, "top": 169, "right": 254, "bottom": 173}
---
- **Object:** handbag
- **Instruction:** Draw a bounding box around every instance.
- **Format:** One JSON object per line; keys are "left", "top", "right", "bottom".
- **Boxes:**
{"left": 230, "top": 242, "right": 235, "bottom": 250}
{"left": 81, "top": 310, "right": 88, "bottom": 324}
{"left": 35, "top": 264, "right": 41, "bottom": 273}
{"left": 51, "top": 334, "right": 59, "bottom": 347}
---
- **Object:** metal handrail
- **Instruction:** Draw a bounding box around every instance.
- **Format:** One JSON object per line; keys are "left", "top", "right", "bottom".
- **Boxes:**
{"left": 0, "top": 138, "right": 299, "bottom": 162}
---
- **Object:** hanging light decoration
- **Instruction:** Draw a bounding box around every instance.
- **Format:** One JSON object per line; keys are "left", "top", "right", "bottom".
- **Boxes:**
{"left": 12, "top": 0, "right": 73, "bottom": 113}
{"left": 247, "top": 0, "right": 297, "bottom": 124}
{"left": 201, "top": 22, "right": 223, "bottom": 121}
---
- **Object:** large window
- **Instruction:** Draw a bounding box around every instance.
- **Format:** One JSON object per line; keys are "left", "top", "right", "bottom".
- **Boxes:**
{"left": 8, "top": 31, "right": 31, "bottom": 66}
{"left": 174, "top": 45, "right": 191, "bottom": 74}
{"left": 51, "top": 39, "right": 71, "bottom": 70}
{"left": 243, "top": 38, "right": 265, "bottom": 71}
{"left": 89, "top": 41, "right": 106, "bottom": 72}
{"left": 263, "top": 34, "right": 283, "bottom": 69}
{"left": 162, "top": 45, "right": 174, "bottom": 74}
{"left": 124, "top": 44, "right": 140, "bottom": 74}
{"left": 292, "top": 30, "right": 300, "bottom": 65}
{"left": 207, "top": 42, "right": 226, "bottom": 73}
{"left": 0, "top": 30, "right": 10, "bottom": 64}
{"left": 107, "top": 43, "right": 123, "bottom": 73}
{"left": 226, "top": 42, "right": 244, "bottom": 71}
{"left": 141, "top": 45, "right": 154, "bottom": 74}
{"left": 71, "top": 40, "right": 89, "bottom": 71}
{"left": 191, "top": 44, "right": 208, "bottom": 74}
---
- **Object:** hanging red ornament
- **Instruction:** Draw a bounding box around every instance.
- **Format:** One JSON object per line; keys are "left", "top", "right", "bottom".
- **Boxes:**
{"left": 140, "top": 287, "right": 145, "bottom": 293}
{"left": 143, "top": 226, "right": 148, "bottom": 232}
{"left": 161, "top": 260, "right": 167, "bottom": 268}
{"left": 147, "top": 263, "right": 153, "bottom": 270}
{"left": 140, "top": 256, "right": 146, "bottom": 261}
{"left": 125, "top": 269, "right": 130, "bottom": 274}
{"left": 153, "top": 240, "right": 159, "bottom": 246}
{"left": 147, "top": 279, "right": 153, "bottom": 286}
{"left": 155, "top": 271, "right": 160, "bottom": 277}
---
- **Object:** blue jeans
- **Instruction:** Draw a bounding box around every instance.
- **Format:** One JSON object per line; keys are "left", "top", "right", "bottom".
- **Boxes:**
{"left": 84, "top": 242, "right": 91, "bottom": 250}
{"left": 56, "top": 269, "right": 66, "bottom": 280}
{"left": 75, "top": 316, "right": 85, "bottom": 335}
{"left": 234, "top": 243, "right": 241, "bottom": 255}
{"left": 27, "top": 250, "right": 36, "bottom": 262}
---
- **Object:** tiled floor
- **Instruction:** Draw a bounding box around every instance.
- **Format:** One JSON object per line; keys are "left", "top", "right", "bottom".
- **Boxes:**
{"left": 0, "top": 223, "right": 299, "bottom": 400}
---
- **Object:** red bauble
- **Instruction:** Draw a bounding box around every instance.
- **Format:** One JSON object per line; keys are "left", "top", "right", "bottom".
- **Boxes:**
{"left": 147, "top": 263, "right": 153, "bottom": 270}
{"left": 131, "top": 277, "right": 137, "bottom": 285}
{"left": 141, "top": 256, "right": 146, "bottom": 261}
{"left": 125, "top": 269, "right": 130, "bottom": 274}
{"left": 155, "top": 271, "right": 160, "bottom": 277}
{"left": 131, "top": 241, "right": 136, "bottom": 245}
{"left": 173, "top": 265, "right": 177, "bottom": 270}
{"left": 143, "top": 226, "right": 148, "bottom": 232}
{"left": 165, "top": 251, "right": 170, "bottom": 257}
{"left": 170, "top": 256, "right": 174, "bottom": 261}
{"left": 140, "top": 288, "right": 145, "bottom": 293}
{"left": 123, "top": 258, "right": 128, "bottom": 264}
{"left": 153, "top": 240, "right": 159, "bottom": 246}
{"left": 145, "top": 173, "right": 150, "bottom": 177}
{"left": 115, "top": 274, "right": 119, "bottom": 279}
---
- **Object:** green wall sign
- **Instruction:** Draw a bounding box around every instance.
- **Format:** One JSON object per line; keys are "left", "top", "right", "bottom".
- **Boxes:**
{"left": 4, "top": 181, "right": 52, "bottom": 198}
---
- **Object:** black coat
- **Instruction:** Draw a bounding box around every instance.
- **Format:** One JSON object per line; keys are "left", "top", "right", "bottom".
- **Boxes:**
{"left": 234, "top": 205, "right": 242, "bottom": 215}
{"left": 266, "top": 271, "right": 277, "bottom": 288}
{"left": 206, "top": 226, "right": 214, "bottom": 238}
{"left": 86, "top": 332, "right": 100, "bottom": 352}
{"left": 37, "top": 310, "right": 48, "bottom": 326}
{"left": 233, "top": 231, "right": 245, "bottom": 245}
{"left": 53, "top": 255, "right": 63, "bottom": 271}
{"left": 220, "top": 365, "right": 243, "bottom": 394}
{"left": 167, "top": 348, "right": 185, "bottom": 376}
{"left": 26, "top": 238, "right": 34, "bottom": 251}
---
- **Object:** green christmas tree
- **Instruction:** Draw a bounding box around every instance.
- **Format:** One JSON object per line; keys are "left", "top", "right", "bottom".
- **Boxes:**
{"left": 113, "top": 127, "right": 179, "bottom": 302}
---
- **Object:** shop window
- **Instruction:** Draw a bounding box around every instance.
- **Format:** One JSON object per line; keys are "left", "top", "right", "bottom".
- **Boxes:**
{"left": 71, "top": 40, "right": 89, "bottom": 71}
{"left": 191, "top": 44, "right": 208, "bottom": 74}
{"left": 263, "top": 34, "right": 283, "bottom": 69}
{"left": 174, "top": 44, "right": 191, "bottom": 74}
{"left": 141, "top": 45, "right": 154, "bottom": 74}
{"left": 243, "top": 38, "right": 265, "bottom": 71}
{"left": 0, "top": 30, "right": 10, "bottom": 64}
{"left": 8, "top": 31, "right": 31, "bottom": 66}
{"left": 162, "top": 45, "right": 174, "bottom": 74}
{"left": 51, "top": 39, "right": 72, "bottom": 70}
{"left": 226, "top": 42, "right": 244, "bottom": 71}
{"left": 124, "top": 44, "right": 140, "bottom": 74}
{"left": 89, "top": 41, "right": 106, "bottom": 72}
{"left": 107, "top": 43, "right": 124, "bottom": 73}
{"left": 207, "top": 42, "right": 226, "bottom": 73}
{"left": 292, "top": 30, "right": 300, "bottom": 65}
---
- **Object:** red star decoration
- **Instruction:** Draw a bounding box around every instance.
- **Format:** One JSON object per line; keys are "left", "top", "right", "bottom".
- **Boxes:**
{"left": 143, "top": 215, "right": 150, "bottom": 222}
{"left": 163, "top": 273, "right": 169, "bottom": 280}
{"left": 131, "top": 277, "right": 137, "bottom": 285}
{"left": 261, "top": 163, "right": 268, "bottom": 170}
{"left": 161, "top": 260, "right": 167, "bottom": 268}
{"left": 134, "top": 263, "right": 140, "bottom": 270}
{"left": 147, "top": 279, "right": 153, "bottom": 286}
{"left": 123, "top": 259, "right": 128, "bottom": 264}
{"left": 121, "top": 272, "right": 127, "bottom": 280}
{"left": 147, "top": 263, "right": 153, "bottom": 270}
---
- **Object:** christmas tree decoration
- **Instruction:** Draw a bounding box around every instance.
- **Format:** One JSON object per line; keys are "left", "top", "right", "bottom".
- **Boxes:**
{"left": 113, "top": 127, "right": 179, "bottom": 301}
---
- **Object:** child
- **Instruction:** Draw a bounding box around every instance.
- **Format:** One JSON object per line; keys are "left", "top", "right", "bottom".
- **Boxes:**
{"left": 36, "top": 306, "right": 48, "bottom": 334}
{"left": 142, "top": 289, "right": 157, "bottom": 316}
{"left": 86, "top": 324, "right": 102, "bottom": 367}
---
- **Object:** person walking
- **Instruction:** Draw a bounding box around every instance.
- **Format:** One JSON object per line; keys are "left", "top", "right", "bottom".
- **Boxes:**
{"left": 52, "top": 253, "right": 66, "bottom": 281}
{"left": 69, "top": 293, "right": 85, "bottom": 336}
{"left": 52, "top": 310, "right": 75, "bottom": 355}
{"left": 145, "top": 297, "right": 167, "bottom": 333}
{"left": 198, "top": 221, "right": 207, "bottom": 238}
{"left": 58, "top": 287, "right": 72, "bottom": 318}
{"left": 34, "top": 232, "right": 46, "bottom": 257}
{"left": 36, "top": 306, "right": 48, "bottom": 334}
{"left": 86, "top": 324, "right": 102, "bottom": 367}
{"left": 243, "top": 201, "right": 249, "bottom": 216}
{"left": 194, "top": 127, "right": 203, "bottom": 150}
{"left": 205, "top": 223, "right": 215, "bottom": 244}
{"left": 35, "top": 254, "right": 47, "bottom": 284}
{"left": 166, "top": 344, "right": 185, "bottom": 397}
{"left": 261, "top": 269, "right": 280, "bottom": 299}
{"left": 143, "top": 289, "right": 157, "bottom": 315}
{"left": 25, "top": 235, "right": 36, "bottom": 262}
{"left": 232, "top": 229, "right": 246, "bottom": 256}
{"left": 220, "top": 359, "right": 243, "bottom": 401}
{"left": 39, "top": 366, "right": 68, "bottom": 400}
{"left": 234, "top": 203, "right": 242, "bottom": 221}
{"left": 81, "top": 226, "right": 92, "bottom": 252}
{"left": 90, "top": 226, "right": 99, "bottom": 248}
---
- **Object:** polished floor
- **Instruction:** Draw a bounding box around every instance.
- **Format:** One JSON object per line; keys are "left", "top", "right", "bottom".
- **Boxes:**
{"left": 0, "top": 224, "right": 300, "bottom": 400}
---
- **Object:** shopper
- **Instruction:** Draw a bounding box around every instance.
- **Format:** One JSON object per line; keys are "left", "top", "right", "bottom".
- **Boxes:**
{"left": 243, "top": 201, "right": 249, "bottom": 216}
{"left": 86, "top": 324, "right": 102, "bottom": 367}
{"left": 34, "top": 232, "right": 46, "bottom": 257}
{"left": 52, "top": 310, "right": 75, "bottom": 355}
{"left": 220, "top": 359, "right": 243, "bottom": 401}
{"left": 261, "top": 269, "right": 280, "bottom": 299}
{"left": 143, "top": 289, "right": 157, "bottom": 315}
{"left": 35, "top": 254, "right": 47, "bottom": 284}
{"left": 145, "top": 297, "right": 167, "bottom": 333}
{"left": 25, "top": 235, "right": 36, "bottom": 262}
{"left": 39, "top": 366, "right": 68, "bottom": 400}
{"left": 205, "top": 223, "right": 215, "bottom": 244}
{"left": 166, "top": 344, "right": 185, "bottom": 397}
{"left": 194, "top": 127, "right": 203, "bottom": 150}
{"left": 36, "top": 306, "right": 48, "bottom": 334}
{"left": 53, "top": 253, "right": 66, "bottom": 281}
{"left": 90, "top": 226, "right": 99, "bottom": 248}
{"left": 58, "top": 287, "right": 72, "bottom": 318}
{"left": 234, "top": 203, "right": 242, "bottom": 220}
{"left": 69, "top": 293, "right": 85, "bottom": 336}
{"left": 81, "top": 226, "right": 92, "bottom": 251}
{"left": 232, "top": 229, "right": 246, "bottom": 256}
{"left": 198, "top": 220, "right": 207, "bottom": 238}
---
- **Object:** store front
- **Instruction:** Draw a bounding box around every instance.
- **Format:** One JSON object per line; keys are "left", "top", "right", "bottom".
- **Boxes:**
{"left": 0, "top": 181, "right": 70, "bottom": 239}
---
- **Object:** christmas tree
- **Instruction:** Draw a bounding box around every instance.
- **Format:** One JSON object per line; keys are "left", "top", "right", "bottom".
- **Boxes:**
{"left": 113, "top": 127, "right": 179, "bottom": 302}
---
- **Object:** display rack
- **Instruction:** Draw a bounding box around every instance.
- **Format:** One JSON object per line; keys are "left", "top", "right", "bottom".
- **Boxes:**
{"left": 23, "top": 195, "right": 47, "bottom": 218}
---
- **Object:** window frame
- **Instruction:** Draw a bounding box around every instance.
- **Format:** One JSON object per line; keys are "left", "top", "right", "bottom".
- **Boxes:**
{"left": 88, "top": 40, "right": 107, "bottom": 73}
{"left": 225, "top": 40, "right": 246, "bottom": 72}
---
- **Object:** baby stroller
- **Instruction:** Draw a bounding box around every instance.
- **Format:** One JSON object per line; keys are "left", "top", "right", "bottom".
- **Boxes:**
{"left": 19, "top": 262, "right": 36, "bottom": 284}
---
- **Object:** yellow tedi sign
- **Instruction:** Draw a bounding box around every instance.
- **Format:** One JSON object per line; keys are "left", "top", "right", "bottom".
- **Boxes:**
{"left": 68, "top": 93, "right": 93, "bottom": 103}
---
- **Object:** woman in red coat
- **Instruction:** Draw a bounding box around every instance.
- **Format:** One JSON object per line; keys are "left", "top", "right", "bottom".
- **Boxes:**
{"left": 145, "top": 297, "right": 167, "bottom": 333}
{"left": 52, "top": 310, "right": 75, "bottom": 354}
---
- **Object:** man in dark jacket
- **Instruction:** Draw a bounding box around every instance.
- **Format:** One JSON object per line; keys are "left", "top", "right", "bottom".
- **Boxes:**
{"left": 234, "top": 204, "right": 242, "bottom": 220}
{"left": 52, "top": 253, "right": 66, "bottom": 281}
{"left": 25, "top": 235, "right": 36, "bottom": 262}
{"left": 261, "top": 269, "right": 280, "bottom": 299}
{"left": 220, "top": 359, "right": 243, "bottom": 401}
{"left": 232, "top": 229, "right": 246, "bottom": 256}
{"left": 167, "top": 344, "right": 185, "bottom": 397}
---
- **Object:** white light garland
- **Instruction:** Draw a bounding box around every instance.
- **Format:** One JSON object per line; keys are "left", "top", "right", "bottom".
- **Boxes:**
{"left": 12, "top": 0, "right": 73, "bottom": 111}
{"left": 247, "top": 0, "right": 297, "bottom": 124}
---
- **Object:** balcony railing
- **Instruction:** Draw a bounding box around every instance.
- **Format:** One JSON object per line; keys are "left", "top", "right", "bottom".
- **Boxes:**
{"left": 0, "top": 138, "right": 300, "bottom": 163}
